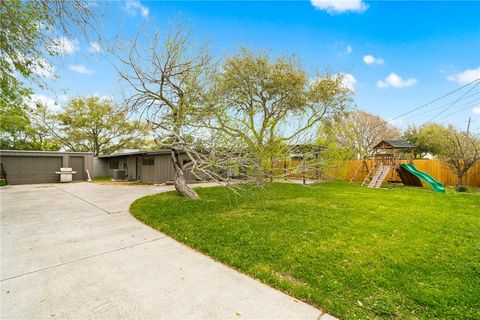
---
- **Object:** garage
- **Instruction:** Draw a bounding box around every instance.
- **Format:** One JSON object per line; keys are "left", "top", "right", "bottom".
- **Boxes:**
{"left": 70, "top": 156, "right": 84, "bottom": 181}
{"left": 0, "top": 150, "right": 94, "bottom": 185}
{"left": 1, "top": 156, "right": 62, "bottom": 185}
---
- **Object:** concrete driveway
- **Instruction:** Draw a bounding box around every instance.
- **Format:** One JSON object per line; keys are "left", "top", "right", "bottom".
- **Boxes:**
{"left": 1, "top": 182, "right": 329, "bottom": 319}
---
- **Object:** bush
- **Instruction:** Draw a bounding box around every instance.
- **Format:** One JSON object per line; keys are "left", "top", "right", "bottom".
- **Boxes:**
{"left": 456, "top": 185, "right": 468, "bottom": 192}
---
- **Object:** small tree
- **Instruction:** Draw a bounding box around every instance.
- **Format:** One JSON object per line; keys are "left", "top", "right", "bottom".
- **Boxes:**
{"left": 439, "top": 126, "right": 480, "bottom": 187}
{"left": 56, "top": 96, "right": 148, "bottom": 156}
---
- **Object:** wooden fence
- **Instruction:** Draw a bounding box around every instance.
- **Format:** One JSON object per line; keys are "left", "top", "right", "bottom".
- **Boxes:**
{"left": 338, "top": 159, "right": 480, "bottom": 187}
{"left": 273, "top": 159, "right": 480, "bottom": 187}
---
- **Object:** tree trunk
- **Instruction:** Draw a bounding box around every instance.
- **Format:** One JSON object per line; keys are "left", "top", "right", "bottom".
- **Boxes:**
{"left": 93, "top": 137, "right": 99, "bottom": 157}
{"left": 174, "top": 169, "right": 199, "bottom": 200}
{"left": 457, "top": 173, "right": 463, "bottom": 187}
{"left": 171, "top": 148, "right": 199, "bottom": 200}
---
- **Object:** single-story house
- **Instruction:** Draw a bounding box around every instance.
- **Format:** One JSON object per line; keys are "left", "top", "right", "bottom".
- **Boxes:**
{"left": 0, "top": 150, "right": 94, "bottom": 184}
{"left": 94, "top": 149, "right": 196, "bottom": 184}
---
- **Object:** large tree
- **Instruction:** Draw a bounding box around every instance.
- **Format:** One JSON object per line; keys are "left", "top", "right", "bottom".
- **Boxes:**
{"left": 0, "top": 102, "right": 60, "bottom": 151}
{"left": 207, "top": 49, "right": 351, "bottom": 180}
{"left": 118, "top": 28, "right": 214, "bottom": 199}
{"left": 1, "top": 0, "right": 98, "bottom": 110}
{"left": 56, "top": 96, "right": 148, "bottom": 156}
{"left": 325, "top": 110, "right": 401, "bottom": 159}
{"left": 403, "top": 123, "right": 450, "bottom": 158}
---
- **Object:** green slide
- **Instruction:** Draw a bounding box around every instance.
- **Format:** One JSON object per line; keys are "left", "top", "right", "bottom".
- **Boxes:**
{"left": 400, "top": 163, "right": 445, "bottom": 193}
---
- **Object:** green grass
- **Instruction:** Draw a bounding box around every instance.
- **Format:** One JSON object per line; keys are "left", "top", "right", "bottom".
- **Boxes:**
{"left": 92, "top": 176, "right": 112, "bottom": 182}
{"left": 130, "top": 182, "right": 480, "bottom": 319}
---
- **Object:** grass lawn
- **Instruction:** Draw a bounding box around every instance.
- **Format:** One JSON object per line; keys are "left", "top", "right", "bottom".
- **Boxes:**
{"left": 130, "top": 182, "right": 480, "bottom": 319}
{"left": 92, "top": 176, "right": 112, "bottom": 182}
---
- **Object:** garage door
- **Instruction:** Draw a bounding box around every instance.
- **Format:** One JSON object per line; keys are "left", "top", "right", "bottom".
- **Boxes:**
{"left": 70, "top": 156, "right": 84, "bottom": 181}
{"left": 1, "top": 156, "right": 62, "bottom": 185}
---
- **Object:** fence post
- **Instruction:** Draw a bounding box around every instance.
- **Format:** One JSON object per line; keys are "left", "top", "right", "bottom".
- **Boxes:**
{"left": 303, "top": 153, "right": 306, "bottom": 185}
{"left": 270, "top": 156, "right": 273, "bottom": 182}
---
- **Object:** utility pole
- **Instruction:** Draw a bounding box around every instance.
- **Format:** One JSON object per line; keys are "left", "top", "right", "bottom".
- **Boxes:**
{"left": 466, "top": 116, "right": 471, "bottom": 136}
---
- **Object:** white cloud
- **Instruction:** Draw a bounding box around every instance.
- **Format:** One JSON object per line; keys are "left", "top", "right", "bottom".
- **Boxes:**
{"left": 447, "top": 67, "right": 480, "bottom": 84}
{"left": 310, "top": 73, "right": 356, "bottom": 92}
{"left": 69, "top": 64, "right": 95, "bottom": 75}
{"left": 341, "top": 73, "right": 357, "bottom": 92}
{"left": 310, "top": 0, "right": 368, "bottom": 14}
{"left": 377, "top": 73, "right": 417, "bottom": 89}
{"left": 473, "top": 107, "right": 480, "bottom": 115}
{"left": 376, "top": 80, "right": 389, "bottom": 88}
{"left": 88, "top": 42, "right": 102, "bottom": 53}
{"left": 388, "top": 118, "right": 407, "bottom": 129}
{"left": 13, "top": 54, "right": 56, "bottom": 79}
{"left": 363, "top": 54, "right": 384, "bottom": 65}
{"left": 124, "top": 0, "right": 149, "bottom": 17}
{"left": 346, "top": 45, "right": 352, "bottom": 54}
{"left": 92, "top": 92, "right": 114, "bottom": 101}
{"left": 51, "top": 37, "right": 78, "bottom": 55}
{"left": 31, "top": 59, "right": 56, "bottom": 79}
{"left": 5, "top": 53, "right": 56, "bottom": 79}
{"left": 28, "top": 94, "right": 61, "bottom": 112}
{"left": 59, "top": 95, "right": 69, "bottom": 103}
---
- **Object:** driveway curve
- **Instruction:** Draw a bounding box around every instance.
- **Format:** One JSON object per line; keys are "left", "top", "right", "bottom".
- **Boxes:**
{"left": 1, "top": 182, "right": 327, "bottom": 319}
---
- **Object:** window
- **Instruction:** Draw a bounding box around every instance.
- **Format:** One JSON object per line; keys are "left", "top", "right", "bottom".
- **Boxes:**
{"left": 143, "top": 158, "right": 154, "bottom": 166}
{"left": 109, "top": 159, "right": 119, "bottom": 169}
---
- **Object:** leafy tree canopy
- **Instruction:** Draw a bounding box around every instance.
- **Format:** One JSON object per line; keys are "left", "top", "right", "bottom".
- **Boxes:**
{"left": 1, "top": 0, "right": 97, "bottom": 110}
{"left": 56, "top": 96, "right": 150, "bottom": 156}
{"left": 403, "top": 123, "right": 450, "bottom": 158}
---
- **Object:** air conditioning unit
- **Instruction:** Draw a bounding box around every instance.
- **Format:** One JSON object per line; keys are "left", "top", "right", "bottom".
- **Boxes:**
{"left": 112, "top": 169, "right": 126, "bottom": 180}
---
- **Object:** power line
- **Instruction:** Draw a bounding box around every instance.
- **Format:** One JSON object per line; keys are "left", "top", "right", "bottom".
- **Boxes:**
{"left": 437, "top": 101, "right": 480, "bottom": 121}
{"left": 402, "top": 91, "right": 480, "bottom": 122}
{"left": 422, "top": 81, "right": 480, "bottom": 125}
{"left": 386, "top": 77, "right": 480, "bottom": 125}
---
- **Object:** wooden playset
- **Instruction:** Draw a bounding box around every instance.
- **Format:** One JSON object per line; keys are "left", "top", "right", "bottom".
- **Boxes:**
{"left": 351, "top": 140, "right": 444, "bottom": 192}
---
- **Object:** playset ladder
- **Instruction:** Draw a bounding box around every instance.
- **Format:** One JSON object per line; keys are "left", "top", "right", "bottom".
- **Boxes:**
{"left": 350, "top": 160, "right": 369, "bottom": 183}
{"left": 362, "top": 162, "right": 378, "bottom": 186}
{"left": 368, "top": 165, "right": 391, "bottom": 188}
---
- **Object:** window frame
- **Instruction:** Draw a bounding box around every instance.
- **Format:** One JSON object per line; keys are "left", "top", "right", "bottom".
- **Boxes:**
{"left": 142, "top": 157, "right": 155, "bottom": 166}
{"left": 109, "top": 158, "right": 119, "bottom": 169}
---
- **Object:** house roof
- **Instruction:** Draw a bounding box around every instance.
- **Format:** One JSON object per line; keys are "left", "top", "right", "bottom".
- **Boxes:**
{"left": 98, "top": 149, "right": 171, "bottom": 158}
{"left": 373, "top": 140, "right": 415, "bottom": 149}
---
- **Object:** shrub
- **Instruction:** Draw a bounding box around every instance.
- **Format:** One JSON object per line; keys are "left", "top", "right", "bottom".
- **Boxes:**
{"left": 456, "top": 185, "right": 468, "bottom": 192}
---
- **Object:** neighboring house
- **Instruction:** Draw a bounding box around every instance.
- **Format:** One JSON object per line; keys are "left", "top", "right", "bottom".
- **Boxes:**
{"left": 289, "top": 144, "right": 325, "bottom": 161}
{"left": 94, "top": 149, "right": 196, "bottom": 184}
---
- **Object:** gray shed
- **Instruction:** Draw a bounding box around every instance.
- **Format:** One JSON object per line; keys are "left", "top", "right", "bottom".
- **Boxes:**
{"left": 95, "top": 149, "right": 196, "bottom": 184}
{"left": 0, "top": 150, "right": 94, "bottom": 185}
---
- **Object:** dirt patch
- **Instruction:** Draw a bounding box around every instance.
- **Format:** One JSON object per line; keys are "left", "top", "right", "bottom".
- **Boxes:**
{"left": 273, "top": 272, "right": 308, "bottom": 286}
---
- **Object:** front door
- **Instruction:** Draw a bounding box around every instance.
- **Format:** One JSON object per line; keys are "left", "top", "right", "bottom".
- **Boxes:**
{"left": 136, "top": 157, "right": 142, "bottom": 181}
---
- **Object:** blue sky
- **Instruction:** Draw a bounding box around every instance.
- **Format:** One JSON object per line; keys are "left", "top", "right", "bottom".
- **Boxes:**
{"left": 34, "top": 0, "right": 480, "bottom": 131}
